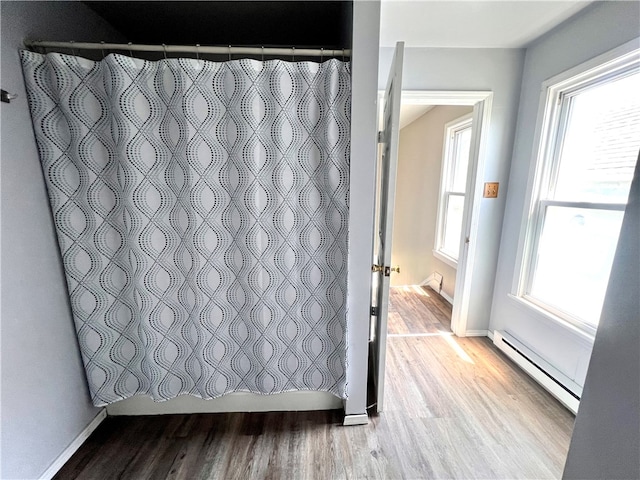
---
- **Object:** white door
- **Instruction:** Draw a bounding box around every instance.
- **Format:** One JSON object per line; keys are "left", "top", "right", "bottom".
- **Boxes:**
{"left": 370, "top": 41, "right": 404, "bottom": 413}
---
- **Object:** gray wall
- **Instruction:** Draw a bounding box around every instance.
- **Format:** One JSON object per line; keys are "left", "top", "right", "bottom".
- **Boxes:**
{"left": 563, "top": 156, "right": 640, "bottom": 479}
{"left": 391, "top": 105, "right": 473, "bottom": 298}
{"left": 0, "top": 2, "right": 124, "bottom": 478}
{"left": 379, "top": 47, "right": 524, "bottom": 332}
{"left": 489, "top": 1, "right": 640, "bottom": 388}
{"left": 344, "top": 0, "right": 380, "bottom": 417}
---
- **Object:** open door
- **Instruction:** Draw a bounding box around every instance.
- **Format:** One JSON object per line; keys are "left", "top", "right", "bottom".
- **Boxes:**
{"left": 369, "top": 42, "right": 404, "bottom": 413}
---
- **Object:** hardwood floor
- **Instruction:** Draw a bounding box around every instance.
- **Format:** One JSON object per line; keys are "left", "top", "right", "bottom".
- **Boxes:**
{"left": 387, "top": 285, "right": 452, "bottom": 334}
{"left": 55, "top": 286, "right": 574, "bottom": 479}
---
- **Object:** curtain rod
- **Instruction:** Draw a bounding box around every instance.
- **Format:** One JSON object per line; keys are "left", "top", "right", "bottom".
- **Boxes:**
{"left": 23, "top": 40, "right": 351, "bottom": 58}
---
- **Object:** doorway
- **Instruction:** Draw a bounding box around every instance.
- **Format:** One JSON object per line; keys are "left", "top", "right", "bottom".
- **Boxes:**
{"left": 377, "top": 90, "right": 493, "bottom": 337}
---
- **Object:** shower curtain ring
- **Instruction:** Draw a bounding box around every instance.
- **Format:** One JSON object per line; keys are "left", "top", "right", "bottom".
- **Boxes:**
{"left": 196, "top": 44, "right": 200, "bottom": 60}
{"left": 162, "top": 44, "right": 168, "bottom": 60}
{"left": 292, "top": 46, "right": 295, "bottom": 61}
{"left": 100, "top": 41, "right": 106, "bottom": 59}
{"left": 321, "top": 48, "right": 324, "bottom": 63}
{"left": 128, "top": 42, "right": 133, "bottom": 57}
{"left": 70, "top": 40, "right": 76, "bottom": 57}
{"left": 261, "top": 46, "right": 264, "bottom": 62}
{"left": 342, "top": 48, "right": 345, "bottom": 62}
{"left": 228, "top": 45, "right": 231, "bottom": 61}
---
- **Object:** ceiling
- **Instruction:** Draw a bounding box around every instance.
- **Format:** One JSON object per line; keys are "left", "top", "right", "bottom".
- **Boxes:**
{"left": 387, "top": 1, "right": 593, "bottom": 129}
{"left": 381, "top": 1, "right": 593, "bottom": 48}
{"left": 400, "top": 104, "right": 435, "bottom": 129}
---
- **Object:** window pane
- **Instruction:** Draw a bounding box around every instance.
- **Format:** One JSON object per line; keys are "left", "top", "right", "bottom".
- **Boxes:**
{"left": 529, "top": 206, "right": 624, "bottom": 326}
{"left": 442, "top": 194, "right": 464, "bottom": 260}
{"left": 553, "top": 72, "right": 640, "bottom": 203}
{"left": 451, "top": 126, "right": 472, "bottom": 192}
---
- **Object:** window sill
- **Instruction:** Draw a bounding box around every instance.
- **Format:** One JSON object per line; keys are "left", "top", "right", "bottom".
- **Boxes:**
{"left": 507, "top": 294, "right": 596, "bottom": 345}
{"left": 432, "top": 250, "right": 458, "bottom": 269}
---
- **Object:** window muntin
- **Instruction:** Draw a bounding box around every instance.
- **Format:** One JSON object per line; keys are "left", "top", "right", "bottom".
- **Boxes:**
{"left": 521, "top": 52, "right": 640, "bottom": 332}
{"left": 435, "top": 115, "right": 472, "bottom": 265}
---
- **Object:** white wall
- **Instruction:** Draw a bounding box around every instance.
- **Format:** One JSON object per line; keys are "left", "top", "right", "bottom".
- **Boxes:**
{"left": 379, "top": 47, "right": 524, "bottom": 332}
{"left": 391, "top": 105, "right": 473, "bottom": 300}
{"left": 0, "top": 2, "right": 125, "bottom": 478}
{"left": 489, "top": 1, "right": 640, "bottom": 389}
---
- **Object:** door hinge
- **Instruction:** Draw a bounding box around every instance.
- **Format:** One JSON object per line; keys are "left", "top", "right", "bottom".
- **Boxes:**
{"left": 377, "top": 131, "right": 384, "bottom": 143}
{"left": 370, "top": 306, "right": 379, "bottom": 316}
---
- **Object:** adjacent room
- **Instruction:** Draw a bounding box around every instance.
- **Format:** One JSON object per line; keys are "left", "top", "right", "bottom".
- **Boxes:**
{"left": 1, "top": 1, "right": 638, "bottom": 479}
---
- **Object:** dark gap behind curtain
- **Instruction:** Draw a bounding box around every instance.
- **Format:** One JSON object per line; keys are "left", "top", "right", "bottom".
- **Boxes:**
{"left": 20, "top": 50, "right": 351, "bottom": 406}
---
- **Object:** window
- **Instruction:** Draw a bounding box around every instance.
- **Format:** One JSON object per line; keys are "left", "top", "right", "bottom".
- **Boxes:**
{"left": 518, "top": 45, "right": 640, "bottom": 333}
{"left": 434, "top": 114, "right": 473, "bottom": 267}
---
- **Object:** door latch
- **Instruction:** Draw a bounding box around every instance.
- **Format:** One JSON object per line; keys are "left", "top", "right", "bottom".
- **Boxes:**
{"left": 384, "top": 265, "right": 400, "bottom": 276}
{"left": 372, "top": 264, "right": 400, "bottom": 276}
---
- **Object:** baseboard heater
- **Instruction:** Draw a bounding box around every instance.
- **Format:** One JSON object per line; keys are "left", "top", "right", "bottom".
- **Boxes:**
{"left": 493, "top": 330, "right": 581, "bottom": 414}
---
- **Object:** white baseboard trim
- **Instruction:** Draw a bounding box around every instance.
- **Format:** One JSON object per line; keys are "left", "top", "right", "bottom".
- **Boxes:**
{"left": 40, "top": 409, "right": 107, "bottom": 480}
{"left": 439, "top": 290, "right": 454, "bottom": 305}
{"left": 464, "top": 329, "right": 489, "bottom": 337}
{"left": 487, "top": 330, "right": 495, "bottom": 341}
{"left": 422, "top": 278, "right": 440, "bottom": 291}
{"left": 420, "top": 278, "right": 454, "bottom": 305}
{"left": 343, "top": 413, "right": 369, "bottom": 426}
{"left": 419, "top": 273, "right": 437, "bottom": 287}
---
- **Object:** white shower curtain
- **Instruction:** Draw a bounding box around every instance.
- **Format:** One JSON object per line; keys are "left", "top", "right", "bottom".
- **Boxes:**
{"left": 20, "top": 50, "right": 350, "bottom": 406}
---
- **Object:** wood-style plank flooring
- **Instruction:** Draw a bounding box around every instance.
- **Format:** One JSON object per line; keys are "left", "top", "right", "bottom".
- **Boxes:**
{"left": 55, "top": 286, "right": 574, "bottom": 479}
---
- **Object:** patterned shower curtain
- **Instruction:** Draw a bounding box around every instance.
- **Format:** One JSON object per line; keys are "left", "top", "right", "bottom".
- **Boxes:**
{"left": 20, "top": 50, "right": 350, "bottom": 406}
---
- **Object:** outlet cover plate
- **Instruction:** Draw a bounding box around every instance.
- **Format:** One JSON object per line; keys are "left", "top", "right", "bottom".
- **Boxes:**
{"left": 484, "top": 182, "right": 499, "bottom": 198}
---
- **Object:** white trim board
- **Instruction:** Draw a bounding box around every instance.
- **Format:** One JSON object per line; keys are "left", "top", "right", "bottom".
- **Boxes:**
{"left": 424, "top": 282, "right": 453, "bottom": 305}
{"left": 106, "top": 391, "right": 342, "bottom": 416}
{"left": 419, "top": 276, "right": 454, "bottom": 305}
{"left": 343, "top": 413, "right": 369, "bottom": 426}
{"left": 464, "top": 330, "right": 489, "bottom": 337}
{"left": 439, "top": 290, "right": 454, "bottom": 305}
{"left": 40, "top": 409, "right": 107, "bottom": 480}
{"left": 402, "top": 90, "right": 494, "bottom": 105}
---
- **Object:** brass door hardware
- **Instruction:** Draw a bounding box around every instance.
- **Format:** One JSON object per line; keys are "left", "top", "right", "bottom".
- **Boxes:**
{"left": 372, "top": 265, "right": 400, "bottom": 276}
{"left": 384, "top": 265, "right": 400, "bottom": 276}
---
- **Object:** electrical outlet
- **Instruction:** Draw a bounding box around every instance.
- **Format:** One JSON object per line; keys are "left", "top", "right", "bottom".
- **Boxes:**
{"left": 484, "top": 182, "right": 499, "bottom": 198}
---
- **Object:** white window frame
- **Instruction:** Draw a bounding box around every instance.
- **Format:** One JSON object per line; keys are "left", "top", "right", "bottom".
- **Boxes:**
{"left": 512, "top": 39, "right": 640, "bottom": 337}
{"left": 434, "top": 113, "right": 473, "bottom": 269}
